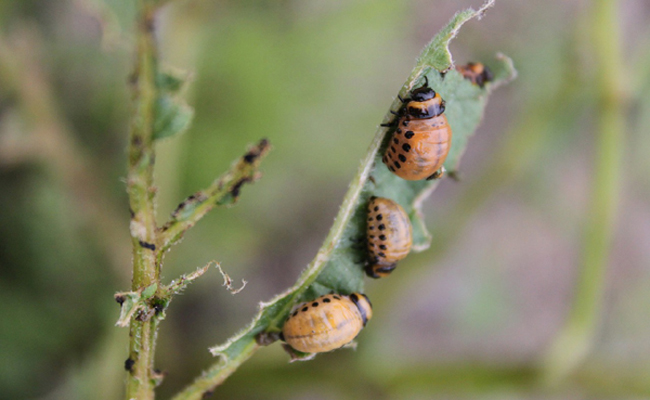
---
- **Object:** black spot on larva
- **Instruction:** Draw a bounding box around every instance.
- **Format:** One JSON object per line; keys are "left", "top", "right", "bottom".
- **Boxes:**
{"left": 378, "top": 252, "right": 386, "bottom": 258}
{"left": 125, "top": 358, "right": 135, "bottom": 372}
{"left": 350, "top": 293, "right": 359, "bottom": 303}
{"left": 390, "top": 146, "right": 396, "bottom": 153}
{"left": 396, "top": 129, "right": 402, "bottom": 134}
{"left": 389, "top": 166, "right": 395, "bottom": 172}
{"left": 369, "top": 235, "right": 375, "bottom": 239}
{"left": 402, "top": 120, "right": 409, "bottom": 126}
{"left": 379, "top": 234, "right": 386, "bottom": 240}
{"left": 393, "top": 137, "right": 399, "bottom": 144}
{"left": 378, "top": 224, "right": 386, "bottom": 230}
{"left": 292, "top": 311, "right": 298, "bottom": 317}
{"left": 302, "top": 307, "right": 309, "bottom": 312}
{"left": 333, "top": 295, "right": 341, "bottom": 300}
{"left": 370, "top": 243, "right": 375, "bottom": 247}
{"left": 376, "top": 214, "right": 383, "bottom": 221}
{"left": 405, "top": 131, "right": 415, "bottom": 139}
{"left": 323, "top": 298, "right": 331, "bottom": 303}
{"left": 374, "top": 206, "right": 379, "bottom": 211}
{"left": 402, "top": 143, "right": 411, "bottom": 152}
{"left": 399, "top": 154, "right": 407, "bottom": 162}
{"left": 393, "top": 161, "right": 401, "bottom": 169}
{"left": 379, "top": 244, "right": 387, "bottom": 250}
{"left": 368, "top": 217, "right": 373, "bottom": 221}
{"left": 369, "top": 226, "right": 375, "bottom": 230}
{"left": 312, "top": 302, "right": 319, "bottom": 307}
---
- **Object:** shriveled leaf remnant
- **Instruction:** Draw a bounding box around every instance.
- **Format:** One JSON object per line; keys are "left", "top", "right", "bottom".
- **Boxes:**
{"left": 215, "top": 262, "right": 248, "bottom": 295}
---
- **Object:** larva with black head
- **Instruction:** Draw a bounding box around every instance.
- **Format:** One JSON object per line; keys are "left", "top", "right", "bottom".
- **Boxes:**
{"left": 382, "top": 76, "right": 452, "bottom": 181}
{"left": 366, "top": 197, "right": 412, "bottom": 278}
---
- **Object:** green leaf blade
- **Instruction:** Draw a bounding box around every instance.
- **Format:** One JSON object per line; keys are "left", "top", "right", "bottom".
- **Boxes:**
{"left": 209, "top": 0, "right": 515, "bottom": 366}
{"left": 153, "top": 95, "right": 194, "bottom": 140}
{"left": 153, "top": 69, "right": 194, "bottom": 140}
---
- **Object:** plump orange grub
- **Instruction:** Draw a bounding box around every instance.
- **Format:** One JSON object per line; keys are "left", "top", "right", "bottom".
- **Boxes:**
{"left": 365, "top": 196, "right": 412, "bottom": 278}
{"left": 382, "top": 76, "right": 452, "bottom": 181}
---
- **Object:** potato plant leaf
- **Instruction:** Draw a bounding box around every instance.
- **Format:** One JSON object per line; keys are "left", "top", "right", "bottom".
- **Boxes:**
{"left": 153, "top": 69, "right": 194, "bottom": 140}
{"left": 208, "top": 0, "right": 515, "bottom": 363}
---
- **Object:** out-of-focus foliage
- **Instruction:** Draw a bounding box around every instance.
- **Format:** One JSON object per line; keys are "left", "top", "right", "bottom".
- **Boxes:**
{"left": 0, "top": 1, "right": 648, "bottom": 400}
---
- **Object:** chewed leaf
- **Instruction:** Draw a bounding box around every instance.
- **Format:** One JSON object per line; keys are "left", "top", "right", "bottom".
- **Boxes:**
{"left": 208, "top": 0, "right": 515, "bottom": 364}
{"left": 153, "top": 94, "right": 194, "bottom": 140}
{"left": 157, "top": 68, "right": 191, "bottom": 93}
{"left": 115, "top": 291, "right": 142, "bottom": 327}
{"left": 416, "top": 0, "right": 495, "bottom": 71}
{"left": 153, "top": 68, "right": 194, "bottom": 140}
{"left": 142, "top": 283, "right": 158, "bottom": 299}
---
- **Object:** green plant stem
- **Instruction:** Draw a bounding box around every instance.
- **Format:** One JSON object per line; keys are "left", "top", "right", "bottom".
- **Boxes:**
{"left": 541, "top": 0, "right": 626, "bottom": 385}
{"left": 125, "top": 1, "right": 160, "bottom": 399}
{"left": 171, "top": 342, "right": 260, "bottom": 400}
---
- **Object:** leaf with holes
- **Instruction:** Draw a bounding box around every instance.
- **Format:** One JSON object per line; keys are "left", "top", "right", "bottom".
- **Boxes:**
{"left": 208, "top": 0, "right": 515, "bottom": 364}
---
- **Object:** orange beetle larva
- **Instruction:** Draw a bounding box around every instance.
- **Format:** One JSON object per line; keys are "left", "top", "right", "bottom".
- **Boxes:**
{"left": 382, "top": 76, "right": 452, "bottom": 181}
{"left": 365, "top": 196, "right": 413, "bottom": 278}
{"left": 280, "top": 293, "right": 373, "bottom": 353}
{"left": 456, "top": 62, "right": 493, "bottom": 88}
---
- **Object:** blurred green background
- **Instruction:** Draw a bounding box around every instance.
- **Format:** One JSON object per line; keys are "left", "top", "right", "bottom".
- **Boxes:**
{"left": 1, "top": 0, "right": 649, "bottom": 399}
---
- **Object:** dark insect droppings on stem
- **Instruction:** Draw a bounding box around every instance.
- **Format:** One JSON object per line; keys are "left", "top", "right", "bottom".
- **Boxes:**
{"left": 153, "top": 302, "right": 165, "bottom": 315}
{"left": 230, "top": 177, "right": 253, "bottom": 199}
{"left": 243, "top": 138, "right": 270, "bottom": 163}
{"left": 124, "top": 358, "right": 135, "bottom": 372}
{"left": 138, "top": 240, "right": 156, "bottom": 251}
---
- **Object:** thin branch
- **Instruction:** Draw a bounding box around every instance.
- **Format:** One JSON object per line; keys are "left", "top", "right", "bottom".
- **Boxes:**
{"left": 158, "top": 139, "right": 270, "bottom": 254}
{"left": 170, "top": 341, "right": 260, "bottom": 400}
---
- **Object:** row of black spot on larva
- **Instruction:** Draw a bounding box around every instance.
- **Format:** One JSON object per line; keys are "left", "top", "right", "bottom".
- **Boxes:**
{"left": 365, "top": 196, "right": 412, "bottom": 279}
{"left": 279, "top": 293, "right": 373, "bottom": 354}
{"left": 383, "top": 130, "right": 414, "bottom": 173}
{"left": 291, "top": 295, "right": 338, "bottom": 318}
